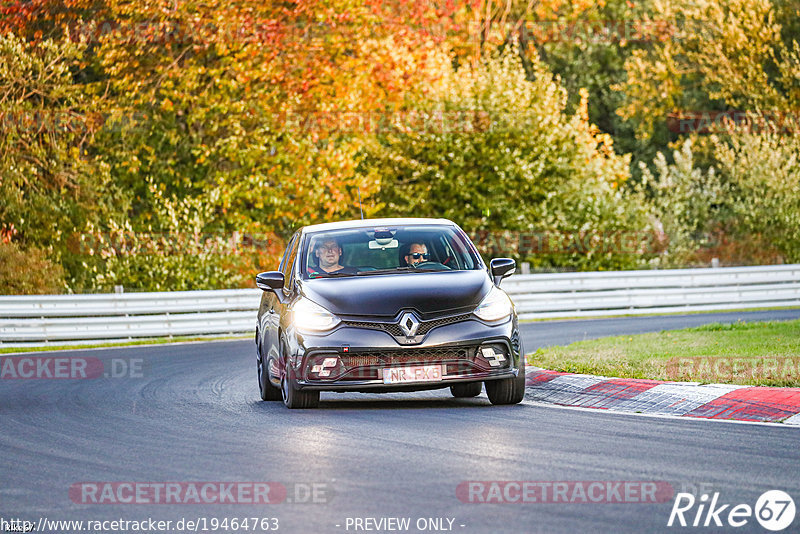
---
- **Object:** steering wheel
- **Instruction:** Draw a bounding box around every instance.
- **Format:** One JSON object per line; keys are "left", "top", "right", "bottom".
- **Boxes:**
{"left": 413, "top": 261, "right": 451, "bottom": 271}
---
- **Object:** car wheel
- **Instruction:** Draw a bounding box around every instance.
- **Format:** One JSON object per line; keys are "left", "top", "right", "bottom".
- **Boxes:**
{"left": 279, "top": 344, "right": 319, "bottom": 409}
{"left": 280, "top": 368, "right": 320, "bottom": 409}
{"left": 485, "top": 358, "right": 526, "bottom": 405}
{"left": 258, "top": 354, "right": 282, "bottom": 401}
{"left": 450, "top": 382, "right": 482, "bottom": 397}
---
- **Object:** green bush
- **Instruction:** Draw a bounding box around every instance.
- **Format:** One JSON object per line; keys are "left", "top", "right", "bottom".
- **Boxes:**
{"left": 641, "top": 131, "right": 800, "bottom": 266}
{"left": 713, "top": 129, "right": 800, "bottom": 263}
{"left": 637, "top": 139, "right": 725, "bottom": 266}
{"left": 0, "top": 242, "right": 66, "bottom": 294}
{"left": 71, "top": 186, "right": 281, "bottom": 292}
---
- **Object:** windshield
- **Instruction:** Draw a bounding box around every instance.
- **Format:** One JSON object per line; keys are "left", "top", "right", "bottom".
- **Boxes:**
{"left": 301, "top": 225, "right": 482, "bottom": 279}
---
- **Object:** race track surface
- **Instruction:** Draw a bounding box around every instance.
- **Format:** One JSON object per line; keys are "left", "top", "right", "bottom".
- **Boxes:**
{"left": 2, "top": 309, "right": 799, "bottom": 533}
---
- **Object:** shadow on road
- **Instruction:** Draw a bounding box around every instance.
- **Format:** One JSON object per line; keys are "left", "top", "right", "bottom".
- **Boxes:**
{"left": 247, "top": 393, "right": 532, "bottom": 411}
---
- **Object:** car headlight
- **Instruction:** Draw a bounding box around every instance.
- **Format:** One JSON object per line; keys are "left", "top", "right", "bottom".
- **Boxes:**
{"left": 474, "top": 287, "right": 513, "bottom": 322}
{"left": 292, "top": 298, "right": 340, "bottom": 333}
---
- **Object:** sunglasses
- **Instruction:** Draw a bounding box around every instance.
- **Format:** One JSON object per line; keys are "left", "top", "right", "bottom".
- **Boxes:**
{"left": 409, "top": 252, "right": 429, "bottom": 259}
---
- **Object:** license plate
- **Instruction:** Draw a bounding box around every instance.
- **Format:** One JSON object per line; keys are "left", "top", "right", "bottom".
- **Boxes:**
{"left": 382, "top": 365, "right": 443, "bottom": 384}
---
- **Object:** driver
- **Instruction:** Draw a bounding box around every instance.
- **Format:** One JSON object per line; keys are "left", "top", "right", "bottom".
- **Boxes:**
{"left": 308, "top": 237, "right": 357, "bottom": 276}
{"left": 404, "top": 242, "right": 430, "bottom": 268}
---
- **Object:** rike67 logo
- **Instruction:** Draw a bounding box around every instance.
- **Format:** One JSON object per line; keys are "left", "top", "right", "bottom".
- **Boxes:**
{"left": 668, "top": 490, "right": 795, "bottom": 531}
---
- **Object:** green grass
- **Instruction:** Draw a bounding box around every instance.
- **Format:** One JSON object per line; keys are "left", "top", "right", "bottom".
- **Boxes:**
{"left": 527, "top": 319, "right": 800, "bottom": 387}
{"left": 0, "top": 334, "right": 251, "bottom": 354}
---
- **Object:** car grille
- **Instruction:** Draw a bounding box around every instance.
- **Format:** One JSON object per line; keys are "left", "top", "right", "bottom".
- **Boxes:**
{"left": 344, "top": 321, "right": 404, "bottom": 337}
{"left": 335, "top": 346, "right": 477, "bottom": 380}
{"left": 341, "top": 346, "right": 473, "bottom": 368}
{"left": 343, "top": 313, "right": 472, "bottom": 338}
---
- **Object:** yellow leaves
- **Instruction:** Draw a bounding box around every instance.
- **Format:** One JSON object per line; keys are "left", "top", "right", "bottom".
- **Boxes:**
{"left": 619, "top": 0, "right": 797, "bottom": 138}
{"left": 578, "top": 87, "right": 590, "bottom": 123}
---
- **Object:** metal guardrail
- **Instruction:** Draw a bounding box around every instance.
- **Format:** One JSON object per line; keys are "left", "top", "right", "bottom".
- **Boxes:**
{"left": 0, "top": 289, "right": 261, "bottom": 346}
{"left": 1, "top": 265, "right": 798, "bottom": 346}
{"left": 504, "top": 264, "right": 800, "bottom": 319}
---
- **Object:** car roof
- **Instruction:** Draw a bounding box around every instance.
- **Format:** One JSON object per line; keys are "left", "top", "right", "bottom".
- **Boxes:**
{"left": 300, "top": 217, "right": 458, "bottom": 234}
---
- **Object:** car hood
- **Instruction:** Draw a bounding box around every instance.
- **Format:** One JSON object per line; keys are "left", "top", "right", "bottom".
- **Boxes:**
{"left": 300, "top": 270, "right": 492, "bottom": 317}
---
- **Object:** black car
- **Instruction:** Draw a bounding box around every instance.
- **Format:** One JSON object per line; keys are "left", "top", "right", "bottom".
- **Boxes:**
{"left": 254, "top": 218, "right": 525, "bottom": 409}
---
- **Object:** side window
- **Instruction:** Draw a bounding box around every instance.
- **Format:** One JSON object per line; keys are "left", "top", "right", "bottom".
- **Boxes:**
{"left": 281, "top": 233, "right": 300, "bottom": 291}
{"left": 278, "top": 235, "right": 295, "bottom": 273}
{"left": 437, "top": 234, "right": 458, "bottom": 269}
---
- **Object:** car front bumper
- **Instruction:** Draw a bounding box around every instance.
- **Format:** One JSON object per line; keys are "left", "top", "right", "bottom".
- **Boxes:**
{"left": 285, "top": 316, "right": 522, "bottom": 393}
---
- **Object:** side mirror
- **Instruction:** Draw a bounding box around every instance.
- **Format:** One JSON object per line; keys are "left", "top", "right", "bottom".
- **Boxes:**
{"left": 489, "top": 258, "right": 516, "bottom": 286}
{"left": 256, "top": 271, "right": 285, "bottom": 291}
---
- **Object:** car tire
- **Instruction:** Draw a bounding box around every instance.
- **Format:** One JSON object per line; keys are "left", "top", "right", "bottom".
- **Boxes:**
{"left": 485, "top": 358, "right": 526, "bottom": 405}
{"left": 258, "top": 353, "right": 282, "bottom": 401}
{"left": 279, "top": 343, "right": 319, "bottom": 409}
{"left": 281, "top": 368, "right": 320, "bottom": 409}
{"left": 450, "top": 382, "right": 482, "bottom": 397}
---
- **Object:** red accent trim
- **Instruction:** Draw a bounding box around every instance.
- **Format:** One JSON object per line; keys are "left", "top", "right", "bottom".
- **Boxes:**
{"left": 525, "top": 369, "right": 569, "bottom": 387}
{"left": 686, "top": 387, "right": 800, "bottom": 422}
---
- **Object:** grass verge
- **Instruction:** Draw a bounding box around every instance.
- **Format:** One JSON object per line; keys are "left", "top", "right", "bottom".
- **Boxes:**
{"left": 527, "top": 319, "right": 800, "bottom": 387}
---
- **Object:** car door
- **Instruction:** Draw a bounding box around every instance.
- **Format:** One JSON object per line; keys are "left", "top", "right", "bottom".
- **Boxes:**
{"left": 261, "top": 232, "right": 299, "bottom": 370}
{"left": 266, "top": 232, "right": 301, "bottom": 369}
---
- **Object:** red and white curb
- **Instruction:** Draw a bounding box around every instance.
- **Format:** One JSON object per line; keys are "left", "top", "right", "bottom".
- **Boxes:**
{"left": 525, "top": 368, "right": 800, "bottom": 425}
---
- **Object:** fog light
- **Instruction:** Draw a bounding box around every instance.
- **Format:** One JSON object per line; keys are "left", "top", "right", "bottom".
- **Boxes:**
{"left": 480, "top": 346, "right": 507, "bottom": 367}
{"left": 308, "top": 355, "right": 343, "bottom": 380}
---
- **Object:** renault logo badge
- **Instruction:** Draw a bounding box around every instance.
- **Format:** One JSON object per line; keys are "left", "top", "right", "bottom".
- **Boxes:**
{"left": 399, "top": 312, "right": 420, "bottom": 337}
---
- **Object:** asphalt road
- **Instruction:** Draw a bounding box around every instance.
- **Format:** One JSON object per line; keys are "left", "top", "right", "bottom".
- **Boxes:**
{"left": 1, "top": 310, "right": 799, "bottom": 534}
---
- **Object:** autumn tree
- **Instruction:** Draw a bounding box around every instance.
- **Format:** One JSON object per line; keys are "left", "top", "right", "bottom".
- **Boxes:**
{"left": 617, "top": 0, "right": 800, "bottom": 265}
{"left": 365, "top": 44, "right": 653, "bottom": 270}
{"left": 0, "top": 33, "right": 121, "bottom": 288}
{"left": 616, "top": 0, "right": 799, "bottom": 140}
